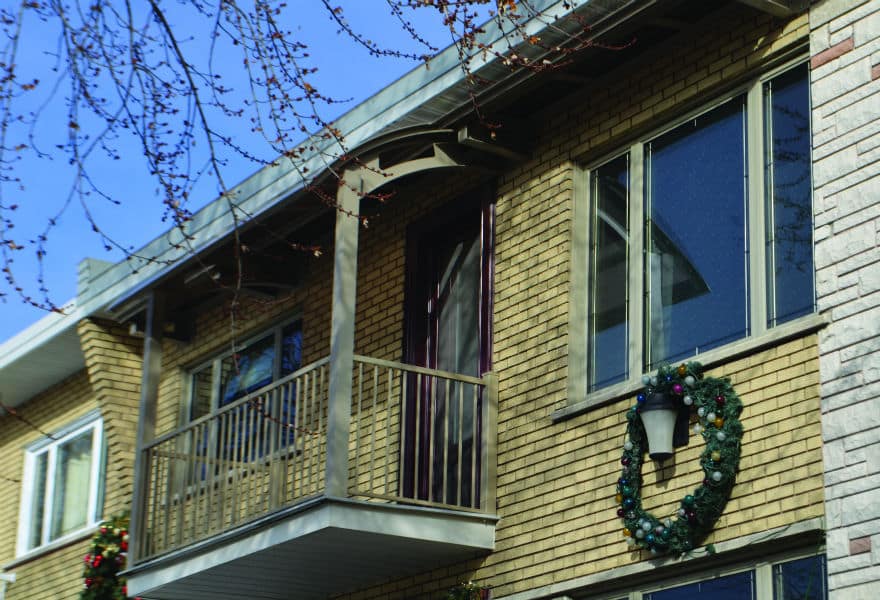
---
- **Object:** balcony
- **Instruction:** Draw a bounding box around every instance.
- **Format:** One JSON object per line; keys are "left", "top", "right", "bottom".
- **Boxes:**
{"left": 125, "top": 355, "right": 498, "bottom": 600}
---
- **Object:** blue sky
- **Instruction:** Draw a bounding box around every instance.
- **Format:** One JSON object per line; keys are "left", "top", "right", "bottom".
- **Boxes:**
{"left": 0, "top": 2, "right": 459, "bottom": 341}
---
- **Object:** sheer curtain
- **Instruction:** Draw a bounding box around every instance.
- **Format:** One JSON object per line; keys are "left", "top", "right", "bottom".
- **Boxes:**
{"left": 50, "top": 430, "right": 93, "bottom": 539}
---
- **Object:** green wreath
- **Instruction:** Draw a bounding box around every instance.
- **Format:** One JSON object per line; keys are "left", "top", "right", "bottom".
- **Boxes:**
{"left": 616, "top": 362, "right": 743, "bottom": 556}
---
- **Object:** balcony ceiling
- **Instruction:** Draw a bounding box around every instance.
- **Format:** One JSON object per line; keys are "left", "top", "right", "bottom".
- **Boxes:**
{"left": 126, "top": 497, "right": 497, "bottom": 600}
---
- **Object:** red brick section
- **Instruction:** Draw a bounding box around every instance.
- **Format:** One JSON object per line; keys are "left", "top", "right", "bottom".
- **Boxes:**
{"left": 811, "top": 37, "right": 855, "bottom": 69}
{"left": 849, "top": 536, "right": 872, "bottom": 555}
{"left": 872, "top": 63, "right": 880, "bottom": 81}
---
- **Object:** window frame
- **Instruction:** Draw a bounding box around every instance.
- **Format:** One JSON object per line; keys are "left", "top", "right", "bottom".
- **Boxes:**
{"left": 184, "top": 314, "right": 303, "bottom": 422}
{"left": 16, "top": 411, "right": 105, "bottom": 557}
{"left": 175, "top": 316, "right": 304, "bottom": 494}
{"left": 583, "top": 549, "right": 826, "bottom": 600}
{"left": 566, "top": 58, "right": 816, "bottom": 412}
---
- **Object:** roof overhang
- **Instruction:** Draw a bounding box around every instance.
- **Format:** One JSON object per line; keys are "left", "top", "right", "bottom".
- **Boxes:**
{"left": 0, "top": 302, "right": 84, "bottom": 408}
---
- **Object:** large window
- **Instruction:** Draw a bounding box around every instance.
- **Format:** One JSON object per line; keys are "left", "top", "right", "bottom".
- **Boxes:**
{"left": 586, "top": 553, "right": 826, "bottom": 600}
{"left": 17, "top": 413, "right": 104, "bottom": 555}
{"left": 585, "top": 63, "right": 812, "bottom": 391}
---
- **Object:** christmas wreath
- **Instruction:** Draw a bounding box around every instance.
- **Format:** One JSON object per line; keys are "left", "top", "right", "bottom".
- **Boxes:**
{"left": 616, "top": 362, "right": 743, "bottom": 556}
{"left": 81, "top": 514, "right": 137, "bottom": 600}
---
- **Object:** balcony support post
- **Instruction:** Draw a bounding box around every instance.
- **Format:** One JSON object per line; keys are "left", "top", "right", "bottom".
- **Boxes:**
{"left": 130, "top": 290, "right": 165, "bottom": 563}
{"left": 325, "top": 170, "right": 362, "bottom": 497}
{"left": 480, "top": 371, "right": 498, "bottom": 513}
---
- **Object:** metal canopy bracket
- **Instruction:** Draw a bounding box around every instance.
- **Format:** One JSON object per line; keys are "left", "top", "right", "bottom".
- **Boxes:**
{"left": 457, "top": 123, "right": 528, "bottom": 163}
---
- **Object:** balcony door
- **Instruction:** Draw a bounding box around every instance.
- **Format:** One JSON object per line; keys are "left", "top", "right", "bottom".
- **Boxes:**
{"left": 403, "top": 195, "right": 493, "bottom": 507}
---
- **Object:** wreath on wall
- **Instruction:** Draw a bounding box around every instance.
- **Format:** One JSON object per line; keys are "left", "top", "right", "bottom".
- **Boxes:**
{"left": 81, "top": 514, "right": 137, "bottom": 600}
{"left": 615, "top": 362, "right": 743, "bottom": 556}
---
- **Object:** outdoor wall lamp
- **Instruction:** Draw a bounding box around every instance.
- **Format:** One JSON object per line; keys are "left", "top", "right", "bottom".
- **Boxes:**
{"left": 639, "top": 392, "right": 679, "bottom": 461}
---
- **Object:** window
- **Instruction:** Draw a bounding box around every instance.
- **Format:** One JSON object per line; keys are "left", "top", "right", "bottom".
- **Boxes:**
{"left": 773, "top": 555, "right": 827, "bottom": 600}
{"left": 17, "top": 413, "right": 104, "bottom": 555}
{"left": 189, "top": 318, "right": 302, "bottom": 420}
{"left": 584, "top": 63, "right": 813, "bottom": 392}
{"left": 645, "top": 570, "right": 755, "bottom": 600}
{"left": 584, "top": 552, "right": 827, "bottom": 600}
{"left": 187, "top": 319, "right": 302, "bottom": 465}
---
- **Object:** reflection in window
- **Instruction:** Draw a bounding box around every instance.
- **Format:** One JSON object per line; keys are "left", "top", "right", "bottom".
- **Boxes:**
{"left": 50, "top": 430, "right": 94, "bottom": 539}
{"left": 589, "top": 155, "right": 629, "bottom": 390}
{"left": 219, "top": 334, "right": 275, "bottom": 407}
{"left": 189, "top": 320, "right": 303, "bottom": 418}
{"left": 774, "top": 555, "right": 827, "bottom": 600}
{"left": 646, "top": 96, "right": 748, "bottom": 368}
{"left": 765, "top": 63, "right": 813, "bottom": 326}
{"left": 646, "top": 569, "right": 756, "bottom": 600}
{"left": 187, "top": 320, "right": 303, "bottom": 467}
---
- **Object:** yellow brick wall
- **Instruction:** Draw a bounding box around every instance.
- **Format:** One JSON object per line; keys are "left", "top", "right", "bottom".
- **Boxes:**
{"left": 333, "top": 4, "right": 820, "bottom": 599}
{"left": 78, "top": 319, "right": 144, "bottom": 515}
{"left": 0, "top": 370, "right": 99, "bottom": 600}
{"left": 113, "top": 4, "right": 819, "bottom": 599}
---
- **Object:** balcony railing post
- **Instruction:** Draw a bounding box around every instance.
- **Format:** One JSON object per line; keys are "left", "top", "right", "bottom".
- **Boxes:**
{"left": 480, "top": 371, "right": 498, "bottom": 514}
{"left": 325, "top": 172, "right": 361, "bottom": 498}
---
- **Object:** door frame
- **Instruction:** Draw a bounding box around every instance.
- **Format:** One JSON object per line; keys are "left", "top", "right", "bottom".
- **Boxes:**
{"left": 401, "top": 188, "right": 495, "bottom": 504}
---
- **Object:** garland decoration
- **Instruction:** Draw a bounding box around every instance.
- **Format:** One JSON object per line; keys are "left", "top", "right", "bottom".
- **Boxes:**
{"left": 616, "top": 362, "right": 743, "bottom": 556}
{"left": 445, "top": 581, "right": 491, "bottom": 600}
{"left": 81, "top": 514, "right": 138, "bottom": 600}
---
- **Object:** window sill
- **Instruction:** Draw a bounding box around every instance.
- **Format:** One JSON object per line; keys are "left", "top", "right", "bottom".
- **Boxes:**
{"left": 4, "top": 523, "right": 100, "bottom": 569}
{"left": 553, "top": 312, "right": 827, "bottom": 423}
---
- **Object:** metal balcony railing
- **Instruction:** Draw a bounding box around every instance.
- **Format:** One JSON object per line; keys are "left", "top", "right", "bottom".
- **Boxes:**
{"left": 135, "top": 355, "right": 497, "bottom": 562}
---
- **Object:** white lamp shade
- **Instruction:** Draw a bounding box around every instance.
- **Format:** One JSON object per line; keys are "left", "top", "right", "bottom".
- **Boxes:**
{"left": 640, "top": 408, "right": 678, "bottom": 460}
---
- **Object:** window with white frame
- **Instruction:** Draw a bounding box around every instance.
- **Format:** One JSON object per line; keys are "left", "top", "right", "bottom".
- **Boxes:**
{"left": 188, "top": 318, "right": 302, "bottom": 420}
{"left": 586, "top": 552, "right": 827, "bottom": 600}
{"left": 585, "top": 62, "right": 813, "bottom": 392}
{"left": 186, "top": 318, "right": 302, "bottom": 467}
{"left": 17, "top": 413, "right": 104, "bottom": 555}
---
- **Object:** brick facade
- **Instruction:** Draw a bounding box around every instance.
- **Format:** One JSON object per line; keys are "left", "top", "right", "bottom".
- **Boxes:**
{"left": 8, "top": 0, "right": 875, "bottom": 598}
{"left": 0, "top": 323, "right": 142, "bottom": 599}
{"left": 810, "top": 0, "right": 880, "bottom": 598}
{"left": 331, "top": 5, "right": 825, "bottom": 599}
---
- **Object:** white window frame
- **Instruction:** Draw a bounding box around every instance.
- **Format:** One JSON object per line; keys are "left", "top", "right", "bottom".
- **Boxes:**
{"left": 16, "top": 411, "right": 105, "bottom": 557}
{"left": 583, "top": 548, "right": 826, "bottom": 600}
{"left": 184, "top": 315, "right": 303, "bottom": 421}
{"left": 566, "top": 57, "right": 818, "bottom": 414}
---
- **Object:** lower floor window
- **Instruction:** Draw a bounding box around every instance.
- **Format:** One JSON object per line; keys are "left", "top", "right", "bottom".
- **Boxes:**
{"left": 593, "top": 553, "right": 826, "bottom": 600}
{"left": 18, "top": 413, "right": 104, "bottom": 555}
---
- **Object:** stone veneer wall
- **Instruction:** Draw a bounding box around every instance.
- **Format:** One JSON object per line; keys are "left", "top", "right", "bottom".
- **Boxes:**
{"left": 810, "top": 0, "right": 880, "bottom": 598}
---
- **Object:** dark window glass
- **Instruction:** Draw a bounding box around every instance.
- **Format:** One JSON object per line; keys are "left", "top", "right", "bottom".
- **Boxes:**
{"left": 774, "top": 555, "right": 828, "bottom": 600}
{"left": 645, "top": 96, "right": 749, "bottom": 368}
{"left": 219, "top": 333, "right": 275, "bottom": 406}
{"left": 280, "top": 323, "right": 303, "bottom": 376}
{"left": 646, "top": 569, "right": 756, "bottom": 600}
{"left": 765, "top": 64, "right": 813, "bottom": 326}
{"left": 589, "top": 155, "right": 629, "bottom": 390}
